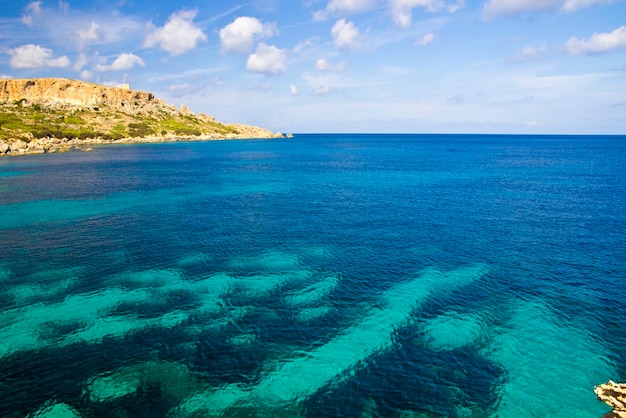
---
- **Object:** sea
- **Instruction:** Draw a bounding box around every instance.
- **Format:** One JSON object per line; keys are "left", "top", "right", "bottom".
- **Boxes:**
{"left": 0, "top": 134, "right": 624, "bottom": 417}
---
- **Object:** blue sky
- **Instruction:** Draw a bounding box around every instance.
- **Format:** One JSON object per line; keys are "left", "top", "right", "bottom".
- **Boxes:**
{"left": 1, "top": 0, "right": 625, "bottom": 134}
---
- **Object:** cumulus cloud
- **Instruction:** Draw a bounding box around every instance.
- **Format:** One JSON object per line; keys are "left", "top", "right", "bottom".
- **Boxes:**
{"left": 219, "top": 16, "right": 278, "bottom": 53}
{"left": 77, "top": 22, "right": 104, "bottom": 43}
{"left": 482, "top": 0, "right": 612, "bottom": 20}
{"left": 7, "top": 44, "right": 70, "bottom": 69}
{"left": 246, "top": 43, "right": 287, "bottom": 75}
{"left": 76, "top": 22, "right": 105, "bottom": 51}
{"left": 417, "top": 32, "right": 436, "bottom": 45}
{"left": 509, "top": 43, "right": 548, "bottom": 61}
{"left": 390, "top": 0, "right": 446, "bottom": 28}
{"left": 315, "top": 58, "right": 346, "bottom": 71}
{"left": 290, "top": 84, "right": 300, "bottom": 95}
{"left": 565, "top": 26, "right": 626, "bottom": 55}
{"left": 21, "top": 1, "right": 42, "bottom": 27}
{"left": 144, "top": 9, "right": 207, "bottom": 56}
{"left": 80, "top": 70, "right": 94, "bottom": 80}
{"left": 521, "top": 44, "right": 547, "bottom": 58}
{"left": 314, "top": 0, "right": 379, "bottom": 20}
{"left": 73, "top": 53, "right": 88, "bottom": 71}
{"left": 331, "top": 19, "right": 360, "bottom": 50}
{"left": 94, "top": 53, "right": 145, "bottom": 71}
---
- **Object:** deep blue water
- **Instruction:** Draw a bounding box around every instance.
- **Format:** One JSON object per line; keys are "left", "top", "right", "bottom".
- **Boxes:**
{"left": 0, "top": 134, "right": 625, "bottom": 417}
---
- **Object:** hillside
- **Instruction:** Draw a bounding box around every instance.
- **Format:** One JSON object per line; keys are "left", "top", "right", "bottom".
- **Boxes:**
{"left": 0, "top": 78, "right": 283, "bottom": 156}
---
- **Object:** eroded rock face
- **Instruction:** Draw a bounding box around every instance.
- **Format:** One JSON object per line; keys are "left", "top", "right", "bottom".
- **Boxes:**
{"left": 0, "top": 78, "right": 283, "bottom": 156}
{"left": 595, "top": 381, "right": 626, "bottom": 418}
{"left": 0, "top": 78, "right": 175, "bottom": 115}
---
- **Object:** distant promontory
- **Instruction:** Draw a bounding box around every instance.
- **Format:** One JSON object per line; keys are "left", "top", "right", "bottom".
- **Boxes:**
{"left": 0, "top": 78, "right": 283, "bottom": 156}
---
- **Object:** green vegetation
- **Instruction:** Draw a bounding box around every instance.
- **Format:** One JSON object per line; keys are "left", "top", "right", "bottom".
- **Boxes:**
{"left": 0, "top": 99, "right": 253, "bottom": 143}
{"left": 128, "top": 122, "right": 155, "bottom": 138}
{"left": 0, "top": 105, "right": 99, "bottom": 141}
{"left": 111, "top": 123, "right": 128, "bottom": 140}
{"left": 157, "top": 118, "right": 202, "bottom": 136}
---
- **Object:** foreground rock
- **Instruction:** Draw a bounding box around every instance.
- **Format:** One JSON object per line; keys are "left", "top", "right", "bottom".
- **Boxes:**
{"left": 595, "top": 381, "right": 626, "bottom": 417}
{"left": 0, "top": 78, "right": 283, "bottom": 156}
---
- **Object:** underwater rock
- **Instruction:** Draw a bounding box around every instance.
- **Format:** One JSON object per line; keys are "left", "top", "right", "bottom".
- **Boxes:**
{"left": 171, "top": 264, "right": 488, "bottom": 416}
{"left": 595, "top": 381, "right": 626, "bottom": 418}
{"left": 286, "top": 275, "right": 339, "bottom": 307}
{"left": 296, "top": 306, "right": 331, "bottom": 322}
{"left": 483, "top": 300, "right": 614, "bottom": 416}
{"left": 421, "top": 311, "right": 483, "bottom": 351}
{"left": 86, "top": 360, "right": 205, "bottom": 403}
{"left": 28, "top": 402, "right": 81, "bottom": 417}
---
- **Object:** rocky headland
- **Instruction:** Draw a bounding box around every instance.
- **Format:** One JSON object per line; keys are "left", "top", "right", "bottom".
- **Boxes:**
{"left": 596, "top": 381, "right": 626, "bottom": 417}
{"left": 0, "top": 78, "right": 283, "bottom": 156}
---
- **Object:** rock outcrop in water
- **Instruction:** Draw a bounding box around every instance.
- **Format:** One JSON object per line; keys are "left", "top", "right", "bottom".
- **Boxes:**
{"left": 0, "top": 78, "right": 283, "bottom": 156}
{"left": 595, "top": 381, "right": 626, "bottom": 417}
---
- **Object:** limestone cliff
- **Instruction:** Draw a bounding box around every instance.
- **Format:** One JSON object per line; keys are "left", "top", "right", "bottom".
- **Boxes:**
{"left": 595, "top": 381, "right": 626, "bottom": 418}
{"left": 0, "top": 78, "right": 283, "bottom": 156}
{"left": 0, "top": 78, "right": 165, "bottom": 111}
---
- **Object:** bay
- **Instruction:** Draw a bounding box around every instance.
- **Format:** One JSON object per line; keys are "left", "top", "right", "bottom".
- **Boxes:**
{"left": 0, "top": 134, "right": 624, "bottom": 417}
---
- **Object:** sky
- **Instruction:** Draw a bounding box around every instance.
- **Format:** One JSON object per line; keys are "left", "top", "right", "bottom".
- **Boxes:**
{"left": 0, "top": 0, "right": 625, "bottom": 134}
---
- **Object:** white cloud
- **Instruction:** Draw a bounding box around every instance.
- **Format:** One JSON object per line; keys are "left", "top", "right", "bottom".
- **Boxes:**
{"left": 314, "top": 85, "right": 334, "bottom": 96}
{"left": 482, "top": 0, "right": 560, "bottom": 21}
{"left": 144, "top": 9, "right": 207, "bottom": 56}
{"left": 74, "top": 54, "right": 88, "bottom": 71}
{"left": 94, "top": 53, "right": 145, "bottom": 71}
{"left": 417, "top": 32, "right": 436, "bottom": 45}
{"left": 246, "top": 43, "right": 287, "bottom": 75}
{"left": 77, "top": 22, "right": 104, "bottom": 43}
{"left": 58, "top": 1, "right": 69, "bottom": 14}
{"left": 219, "top": 16, "right": 277, "bottom": 54}
{"left": 102, "top": 80, "right": 130, "bottom": 88}
{"left": 482, "top": 0, "right": 612, "bottom": 20}
{"left": 331, "top": 19, "right": 360, "bottom": 50}
{"left": 314, "top": 0, "right": 379, "bottom": 20}
{"left": 80, "top": 70, "right": 94, "bottom": 80}
{"left": 315, "top": 58, "right": 346, "bottom": 71}
{"left": 447, "top": 0, "right": 466, "bottom": 12}
{"left": 561, "top": 0, "right": 615, "bottom": 12}
{"left": 290, "top": 84, "right": 300, "bottom": 95}
{"left": 21, "top": 1, "right": 42, "bottom": 27}
{"left": 510, "top": 43, "right": 548, "bottom": 61}
{"left": 293, "top": 37, "right": 318, "bottom": 54}
{"left": 389, "top": 0, "right": 445, "bottom": 28}
{"left": 7, "top": 44, "right": 70, "bottom": 69}
{"left": 26, "top": 2, "right": 42, "bottom": 13}
{"left": 328, "top": 0, "right": 379, "bottom": 13}
{"left": 565, "top": 26, "right": 626, "bottom": 55}
{"left": 47, "top": 55, "right": 71, "bottom": 68}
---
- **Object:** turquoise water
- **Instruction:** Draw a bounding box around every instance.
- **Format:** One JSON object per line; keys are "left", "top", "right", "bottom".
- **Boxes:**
{"left": 0, "top": 134, "right": 624, "bottom": 417}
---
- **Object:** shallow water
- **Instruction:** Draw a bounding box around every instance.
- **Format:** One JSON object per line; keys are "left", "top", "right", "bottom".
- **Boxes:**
{"left": 0, "top": 134, "right": 624, "bottom": 417}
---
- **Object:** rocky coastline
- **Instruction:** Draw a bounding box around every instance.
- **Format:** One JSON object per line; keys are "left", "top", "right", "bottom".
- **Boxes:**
{"left": 0, "top": 78, "right": 285, "bottom": 157}
{"left": 596, "top": 381, "right": 626, "bottom": 417}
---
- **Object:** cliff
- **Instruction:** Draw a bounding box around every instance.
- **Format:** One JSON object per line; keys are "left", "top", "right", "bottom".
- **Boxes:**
{"left": 0, "top": 78, "right": 164, "bottom": 110}
{"left": 0, "top": 78, "right": 283, "bottom": 156}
